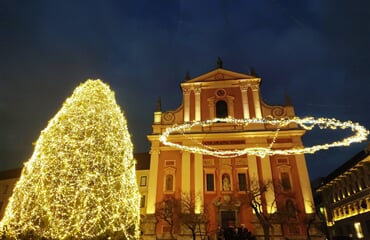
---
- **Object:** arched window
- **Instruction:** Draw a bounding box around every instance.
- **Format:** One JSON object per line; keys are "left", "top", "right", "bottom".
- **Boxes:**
{"left": 216, "top": 100, "right": 228, "bottom": 118}
{"left": 280, "top": 171, "right": 292, "bottom": 191}
{"left": 286, "top": 199, "right": 297, "bottom": 218}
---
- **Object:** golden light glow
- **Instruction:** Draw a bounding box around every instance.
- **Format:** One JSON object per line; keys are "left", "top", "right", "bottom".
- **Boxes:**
{"left": 0, "top": 80, "right": 140, "bottom": 240}
{"left": 354, "top": 222, "right": 364, "bottom": 238}
{"left": 160, "top": 117, "right": 369, "bottom": 158}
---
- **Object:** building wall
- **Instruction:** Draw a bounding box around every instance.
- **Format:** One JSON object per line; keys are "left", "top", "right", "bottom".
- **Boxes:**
{"left": 137, "top": 169, "right": 150, "bottom": 216}
{"left": 146, "top": 67, "right": 316, "bottom": 240}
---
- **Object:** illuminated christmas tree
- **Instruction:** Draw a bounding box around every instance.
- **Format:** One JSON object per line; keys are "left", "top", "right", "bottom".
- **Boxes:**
{"left": 0, "top": 80, "right": 140, "bottom": 240}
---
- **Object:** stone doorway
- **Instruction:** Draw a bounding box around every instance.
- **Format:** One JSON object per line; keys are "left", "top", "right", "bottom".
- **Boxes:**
{"left": 221, "top": 210, "right": 236, "bottom": 228}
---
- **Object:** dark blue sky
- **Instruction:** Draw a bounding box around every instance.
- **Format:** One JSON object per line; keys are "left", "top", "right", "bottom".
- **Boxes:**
{"left": 1, "top": 0, "right": 370, "bottom": 180}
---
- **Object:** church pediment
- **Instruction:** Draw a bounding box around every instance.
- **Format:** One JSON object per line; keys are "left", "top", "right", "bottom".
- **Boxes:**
{"left": 185, "top": 68, "right": 258, "bottom": 83}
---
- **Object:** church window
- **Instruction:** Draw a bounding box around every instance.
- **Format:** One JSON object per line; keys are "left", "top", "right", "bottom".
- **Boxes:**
{"left": 216, "top": 100, "right": 228, "bottom": 118}
{"left": 281, "top": 172, "right": 292, "bottom": 191}
{"left": 165, "top": 174, "right": 174, "bottom": 192}
{"left": 238, "top": 173, "right": 247, "bottom": 191}
{"left": 140, "top": 176, "right": 147, "bottom": 186}
{"left": 165, "top": 160, "right": 176, "bottom": 167}
{"left": 285, "top": 199, "right": 297, "bottom": 219}
{"left": 140, "top": 195, "right": 146, "bottom": 208}
{"left": 206, "top": 173, "right": 215, "bottom": 192}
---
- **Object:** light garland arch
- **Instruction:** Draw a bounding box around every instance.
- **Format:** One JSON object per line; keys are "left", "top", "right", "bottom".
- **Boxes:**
{"left": 159, "top": 117, "right": 369, "bottom": 158}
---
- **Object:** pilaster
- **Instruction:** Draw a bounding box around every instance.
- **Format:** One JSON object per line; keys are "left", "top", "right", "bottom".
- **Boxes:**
{"left": 194, "top": 86, "right": 201, "bottom": 121}
{"left": 295, "top": 154, "right": 314, "bottom": 213}
{"left": 146, "top": 148, "right": 159, "bottom": 214}
{"left": 181, "top": 150, "right": 191, "bottom": 195}
{"left": 183, "top": 87, "right": 191, "bottom": 122}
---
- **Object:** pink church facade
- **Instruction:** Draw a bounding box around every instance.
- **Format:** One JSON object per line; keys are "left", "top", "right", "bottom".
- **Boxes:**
{"left": 141, "top": 66, "right": 318, "bottom": 240}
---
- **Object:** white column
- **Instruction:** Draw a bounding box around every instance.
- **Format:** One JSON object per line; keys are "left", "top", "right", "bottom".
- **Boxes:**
{"left": 247, "top": 155, "right": 259, "bottom": 181}
{"left": 146, "top": 148, "right": 159, "bottom": 214}
{"left": 226, "top": 96, "right": 235, "bottom": 118}
{"left": 251, "top": 85, "right": 262, "bottom": 118}
{"left": 295, "top": 154, "right": 314, "bottom": 213}
{"left": 194, "top": 153, "right": 203, "bottom": 213}
{"left": 183, "top": 88, "right": 191, "bottom": 122}
{"left": 260, "top": 155, "right": 276, "bottom": 213}
{"left": 194, "top": 87, "right": 201, "bottom": 121}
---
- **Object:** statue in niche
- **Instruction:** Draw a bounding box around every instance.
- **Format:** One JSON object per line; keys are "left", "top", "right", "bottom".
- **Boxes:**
{"left": 222, "top": 174, "right": 231, "bottom": 191}
{"left": 165, "top": 174, "right": 173, "bottom": 192}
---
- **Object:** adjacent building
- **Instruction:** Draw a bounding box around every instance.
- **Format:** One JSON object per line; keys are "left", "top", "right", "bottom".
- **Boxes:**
{"left": 0, "top": 168, "right": 21, "bottom": 220}
{"left": 0, "top": 154, "right": 150, "bottom": 220}
{"left": 315, "top": 143, "right": 370, "bottom": 239}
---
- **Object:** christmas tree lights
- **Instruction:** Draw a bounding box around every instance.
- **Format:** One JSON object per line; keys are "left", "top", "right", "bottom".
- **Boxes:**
{"left": 0, "top": 80, "right": 140, "bottom": 240}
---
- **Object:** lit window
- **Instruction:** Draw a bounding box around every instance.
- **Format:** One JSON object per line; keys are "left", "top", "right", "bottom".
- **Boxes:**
{"left": 354, "top": 222, "right": 364, "bottom": 239}
{"left": 140, "top": 176, "right": 147, "bottom": 186}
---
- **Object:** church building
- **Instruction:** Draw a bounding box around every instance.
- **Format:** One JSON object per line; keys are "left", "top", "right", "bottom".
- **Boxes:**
{"left": 141, "top": 61, "right": 316, "bottom": 239}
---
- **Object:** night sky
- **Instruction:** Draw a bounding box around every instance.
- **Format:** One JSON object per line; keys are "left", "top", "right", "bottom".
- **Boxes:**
{"left": 1, "top": 1, "right": 370, "bottom": 180}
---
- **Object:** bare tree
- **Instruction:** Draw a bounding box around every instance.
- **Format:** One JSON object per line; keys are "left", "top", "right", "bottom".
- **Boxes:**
{"left": 156, "top": 193, "right": 208, "bottom": 240}
{"left": 242, "top": 178, "right": 326, "bottom": 240}
{"left": 156, "top": 196, "right": 181, "bottom": 239}
{"left": 302, "top": 202, "right": 329, "bottom": 240}
{"left": 242, "top": 179, "right": 276, "bottom": 240}
{"left": 179, "top": 193, "right": 208, "bottom": 240}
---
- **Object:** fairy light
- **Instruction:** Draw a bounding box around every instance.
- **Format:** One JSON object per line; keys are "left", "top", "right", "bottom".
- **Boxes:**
{"left": 159, "top": 117, "right": 369, "bottom": 158}
{"left": 0, "top": 80, "right": 140, "bottom": 240}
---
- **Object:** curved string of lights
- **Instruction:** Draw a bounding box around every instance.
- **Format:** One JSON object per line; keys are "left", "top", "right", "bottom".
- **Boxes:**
{"left": 159, "top": 117, "right": 369, "bottom": 158}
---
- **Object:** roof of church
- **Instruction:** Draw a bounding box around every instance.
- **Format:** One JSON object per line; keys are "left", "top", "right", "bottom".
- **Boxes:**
{"left": 134, "top": 152, "right": 150, "bottom": 170}
{"left": 0, "top": 153, "right": 151, "bottom": 180}
{"left": 183, "top": 67, "right": 258, "bottom": 84}
{"left": 0, "top": 168, "right": 22, "bottom": 180}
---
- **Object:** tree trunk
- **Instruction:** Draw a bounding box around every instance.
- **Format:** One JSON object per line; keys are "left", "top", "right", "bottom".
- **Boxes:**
{"left": 306, "top": 223, "right": 312, "bottom": 240}
{"left": 192, "top": 230, "right": 196, "bottom": 240}
{"left": 262, "top": 223, "right": 270, "bottom": 240}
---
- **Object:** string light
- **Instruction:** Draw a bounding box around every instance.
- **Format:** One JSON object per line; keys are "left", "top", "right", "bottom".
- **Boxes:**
{"left": 0, "top": 80, "right": 140, "bottom": 240}
{"left": 159, "top": 117, "right": 369, "bottom": 158}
